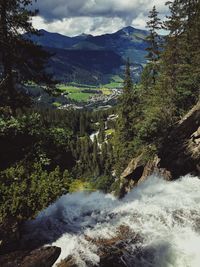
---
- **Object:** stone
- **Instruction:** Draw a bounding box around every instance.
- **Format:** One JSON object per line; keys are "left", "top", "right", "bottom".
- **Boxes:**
{"left": 21, "top": 246, "right": 61, "bottom": 267}
{"left": 119, "top": 100, "right": 200, "bottom": 196}
{"left": 57, "top": 256, "right": 78, "bottom": 267}
{"left": 0, "top": 246, "right": 61, "bottom": 267}
{"left": 159, "top": 100, "right": 200, "bottom": 178}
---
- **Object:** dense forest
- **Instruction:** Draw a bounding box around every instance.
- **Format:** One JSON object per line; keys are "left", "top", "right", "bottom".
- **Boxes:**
{"left": 0, "top": 0, "right": 199, "bottom": 237}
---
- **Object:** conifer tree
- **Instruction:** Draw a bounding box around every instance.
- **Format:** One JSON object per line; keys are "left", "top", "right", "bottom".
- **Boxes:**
{"left": 145, "top": 6, "right": 162, "bottom": 86}
{"left": 162, "top": 0, "right": 200, "bottom": 111}
{"left": 114, "top": 60, "right": 136, "bottom": 174}
{"left": 93, "top": 135, "right": 98, "bottom": 164}
{"left": 0, "top": 0, "right": 52, "bottom": 109}
{"left": 80, "top": 114, "right": 86, "bottom": 136}
{"left": 118, "top": 59, "right": 134, "bottom": 142}
{"left": 98, "top": 120, "right": 105, "bottom": 143}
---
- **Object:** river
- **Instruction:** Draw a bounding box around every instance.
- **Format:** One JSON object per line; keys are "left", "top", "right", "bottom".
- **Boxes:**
{"left": 23, "top": 174, "right": 200, "bottom": 267}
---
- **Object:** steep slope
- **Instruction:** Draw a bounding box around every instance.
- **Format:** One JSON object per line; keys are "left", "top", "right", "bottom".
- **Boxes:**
{"left": 26, "top": 27, "right": 149, "bottom": 84}
{"left": 28, "top": 27, "right": 149, "bottom": 63}
{"left": 45, "top": 47, "right": 124, "bottom": 84}
{"left": 86, "top": 26, "right": 149, "bottom": 64}
{"left": 25, "top": 30, "right": 87, "bottom": 49}
{"left": 118, "top": 100, "right": 200, "bottom": 197}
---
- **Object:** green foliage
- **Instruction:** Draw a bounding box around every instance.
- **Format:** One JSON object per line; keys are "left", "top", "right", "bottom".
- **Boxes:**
{"left": 1, "top": 0, "right": 199, "bottom": 228}
{"left": 0, "top": 0, "right": 53, "bottom": 109}
{"left": 68, "top": 179, "right": 93, "bottom": 193}
{"left": 162, "top": 0, "right": 200, "bottom": 112}
{"left": 94, "top": 175, "right": 115, "bottom": 193}
{"left": 98, "top": 120, "right": 105, "bottom": 143}
{"left": 110, "top": 179, "right": 121, "bottom": 197}
{"left": 114, "top": 60, "right": 141, "bottom": 174}
{"left": 49, "top": 127, "right": 72, "bottom": 147}
{"left": 0, "top": 163, "right": 71, "bottom": 222}
{"left": 145, "top": 5, "right": 162, "bottom": 86}
{"left": 113, "top": 0, "right": 200, "bottom": 181}
{"left": 0, "top": 110, "right": 77, "bottom": 173}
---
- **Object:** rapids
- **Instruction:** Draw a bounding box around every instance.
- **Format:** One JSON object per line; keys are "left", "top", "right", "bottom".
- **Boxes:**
{"left": 23, "top": 175, "right": 200, "bottom": 267}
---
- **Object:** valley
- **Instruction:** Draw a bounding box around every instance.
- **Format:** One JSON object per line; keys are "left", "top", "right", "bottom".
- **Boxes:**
{"left": 25, "top": 26, "right": 147, "bottom": 86}
{"left": 24, "top": 76, "right": 124, "bottom": 110}
{"left": 0, "top": 1, "right": 199, "bottom": 267}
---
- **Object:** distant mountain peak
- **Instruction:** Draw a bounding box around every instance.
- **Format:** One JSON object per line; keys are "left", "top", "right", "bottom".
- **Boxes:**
{"left": 75, "top": 33, "right": 93, "bottom": 40}
{"left": 115, "top": 26, "right": 148, "bottom": 36}
{"left": 79, "top": 33, "right": 90, "bottom": 37}
{"left": 123, "top": 26, "right": 136, "bottom": 31}
{"left": 118, "top": 26, "right": 136, "bottom": 35}
{"left": 38, "top": 29, "right": 68, "bottom": 37}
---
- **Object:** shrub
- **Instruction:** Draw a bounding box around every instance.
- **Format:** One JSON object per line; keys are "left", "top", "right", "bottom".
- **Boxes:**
{"left": 0, "top": 163, "right": 71, "bottom": 223}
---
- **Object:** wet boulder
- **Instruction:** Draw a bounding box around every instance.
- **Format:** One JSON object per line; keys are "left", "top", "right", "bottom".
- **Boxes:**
{"left": 0, "top": 246, "right": 61, "bottom": 267}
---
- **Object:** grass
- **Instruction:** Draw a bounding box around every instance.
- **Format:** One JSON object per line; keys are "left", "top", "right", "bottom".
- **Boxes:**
{"left": 70, "top": 92, "right": 93, "bottom": 102}
{"left": 58, "top": 85, "right": 94, "bottom": 102}
{"left": 103, "top": 76, "right": 123, "bottom": 89}
{"left": 52, "top": 102, "right": 62, "bottom": 108}
{"left": 100, "top": 88, "right": 112, "bottom": 95}
{"left": 57, "top": 77, "right": 123, "bottom": 102}
{"left": 58, "top": 83, "right": 113, "bottom": 102}
{"left": 69, "top": 180, "right": 95, "bottom": 193}
{"left": 105, "top": 129, "right": 115, "bottom": 136}
{"left": 104, "top": 82, "right": 122, "bottom": 89}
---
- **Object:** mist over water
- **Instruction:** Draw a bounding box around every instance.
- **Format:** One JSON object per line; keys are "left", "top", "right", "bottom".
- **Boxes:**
{"left": 24, "top": 175, "right": 200, "bottom": 267}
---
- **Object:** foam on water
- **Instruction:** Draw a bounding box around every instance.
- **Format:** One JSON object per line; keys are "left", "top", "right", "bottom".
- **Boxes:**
{"left": 24, "top": 175, "right": 200, "bottom": 267}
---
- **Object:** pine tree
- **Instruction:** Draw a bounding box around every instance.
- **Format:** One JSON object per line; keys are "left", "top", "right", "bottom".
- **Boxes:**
{"left": 98, "top": 120, "right": 105, "bottom": 143}
{"left": 80, "top": 114, "right": 86, "bottom": 136}
{"left": 145, "top": 6, "right": 162, "bottom": 86}
{"left": 117, "top": 59, "right": 134, "bottom": 142}
{"left": 0, "top": 0, "right": 52, "bottom": 109}
{"left": 162, "top": 0, "right": 200, "bottom": 112}
{"left": 93, "top": 136, "right": 98, "bottom": 163}
{"left": 114, "top": 60, "right": 137, "bottom": 174}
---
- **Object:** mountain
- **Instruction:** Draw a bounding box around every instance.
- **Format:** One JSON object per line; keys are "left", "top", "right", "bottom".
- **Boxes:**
{"left": 26, "top": 26, "right": 149, "bottom": 85}
{"left": 46, "top": 47, "right": 124, "bottom": 84}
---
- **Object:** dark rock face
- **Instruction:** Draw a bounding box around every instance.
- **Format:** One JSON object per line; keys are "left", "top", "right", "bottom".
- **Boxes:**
{"left": 0, "top": 217, "right": 21, "bottom": 255}
{"left": 119, "top": 154, "right": 172, "bottom": 197}
{"left": 21, "top": 247, "right": 61, "bottom": 267}
{"left": 58, "top": 256, "right": 78, "bottom": 267}
{"left": 0, "top": 246, "right": 61, "bottom": 267}
{"left": 0, "top": 218, "right": 61, "bottom": 267}
{"left": 159, "top": 100, "right": 200, "bottom": 178}
{"left": 119, "top": 101, "right": 200, "bottom": 197}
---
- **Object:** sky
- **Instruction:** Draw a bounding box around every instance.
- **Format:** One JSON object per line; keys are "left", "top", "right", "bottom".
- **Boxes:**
{"left": 32, "top": 0, "right": 168, "bottom": 36}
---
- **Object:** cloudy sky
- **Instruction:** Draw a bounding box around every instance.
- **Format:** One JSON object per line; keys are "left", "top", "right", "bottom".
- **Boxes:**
{"left": 32, "top": 0, "right": 168, "bottom": 36}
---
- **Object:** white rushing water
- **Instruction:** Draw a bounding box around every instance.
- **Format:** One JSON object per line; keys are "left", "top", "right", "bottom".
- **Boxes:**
{"left": 24, "top": 175, "right": 200, "bottom": 267}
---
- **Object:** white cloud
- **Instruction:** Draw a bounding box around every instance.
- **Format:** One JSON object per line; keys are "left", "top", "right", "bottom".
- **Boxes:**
{"left": 32, "top": 16, "right": 126, "bottom": 36}
{"left": 33, "top": 0, "right": 167, "bottom": 20}
{"left": 32, "top": 0, "right": 168, "bottom": 36}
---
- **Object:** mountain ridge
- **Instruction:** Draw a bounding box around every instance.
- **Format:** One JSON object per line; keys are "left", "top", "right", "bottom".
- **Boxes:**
{"left": 35, "top": 26, "right": 149, "bottom": 41}
{"left": 26, "top": 26, "right": 149, "bottom": 85}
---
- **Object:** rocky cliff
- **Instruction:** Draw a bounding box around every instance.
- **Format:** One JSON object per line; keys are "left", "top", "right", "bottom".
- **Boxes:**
{"left": 119, "top": 100, "right": 200, "bottom": 197}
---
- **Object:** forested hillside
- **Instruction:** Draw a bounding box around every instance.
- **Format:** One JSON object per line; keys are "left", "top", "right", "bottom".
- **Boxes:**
{"left": 25, "top": 26, "right": 149, "bottom": 84}
{"left": 0, "top": 0, "right": 199, "bottom": 265}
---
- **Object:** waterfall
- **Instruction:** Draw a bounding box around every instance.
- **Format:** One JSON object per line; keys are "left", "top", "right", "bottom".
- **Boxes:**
{"left": 24, "top": 174, "right": 200, "bottom": 267}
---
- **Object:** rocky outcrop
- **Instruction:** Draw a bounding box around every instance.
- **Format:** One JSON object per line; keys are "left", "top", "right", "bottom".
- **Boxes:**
{"left": 119, "top": 154, "right": 171, "bottom": 197}
{"left": 58, "top": 256, "right": 78, "bottom": 267}
{"left": 159, "top": 100, "right": 200, "bottom": 178}
{"left": 0, "top": 219, "right": 60, "bottom": 267}
{"left": 0, "top": 217, "right": 21, "bottom": 255}
{"left": 0, "top": 218, "right": 61, "bottom": 267}
{"left": 119, "top": 100, "right": 200, "bottom": 197}
{"left": 57, "top": 226, "right": 143, "bottom": 267}
{"left": 0, "top": 246, "right": 61, "bottom": 267}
